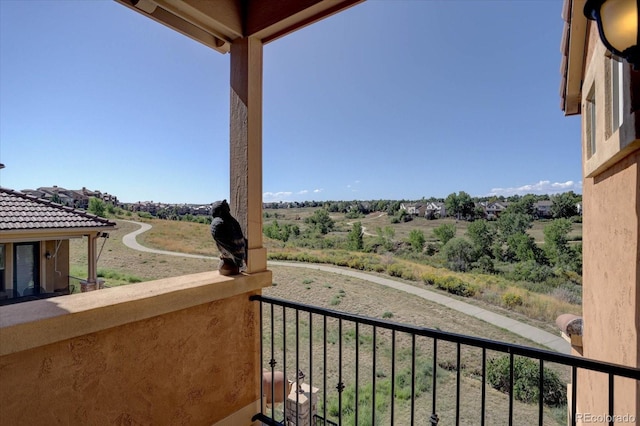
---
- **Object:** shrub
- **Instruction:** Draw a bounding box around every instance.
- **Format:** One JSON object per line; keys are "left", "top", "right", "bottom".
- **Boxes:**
{"left": 386, "top": 263, "right": 405, "bottom": 277}
{"left": 421, "top": 272, "right": 438, "bottom": 285}
{"left": 487, "top": 355, "right": 567, "bottom": 407}
{"left": 550, "top": 283, "right": 582, "bottom": 305}
{"left": 433, "top": 223, "right": 456, "bottom": 245}
{"left": 401, "top": 268, "right": 416, "bottom": 281}
{"left": 502, "top": 292, "right": 524, "bottom": 308}
{"left": 473, "top": 255, "right": 495, "bottom": 273}
{"left": 510, "top": 260, "right": 554, "bottom": 283}
{"left": 424, "top": 243, "right": 439, "bottom": 256}
{"left": 347, "top": 256, "right": 366, "bottom": 270}
{"left": 433, "top": 276, "right": 477, "bottom": 297}
{"left": 382, "top": 311, "right": 393, "bottom": 319}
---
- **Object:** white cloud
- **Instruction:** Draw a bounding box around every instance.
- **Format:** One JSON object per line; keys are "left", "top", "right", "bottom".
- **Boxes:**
{"left": 488, "top": 180, "right": 582, "bottom": 197}
{"left": 263, "top": 191, "right": 293, "bottom": 202}
{"left": 313, "top": 189, "right": 323, "bottom": 193}
{"left": 298, "top": 189, "right": 309, "bottom": 195}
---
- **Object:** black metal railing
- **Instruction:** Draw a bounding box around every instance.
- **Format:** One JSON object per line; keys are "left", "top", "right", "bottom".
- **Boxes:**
{"left": 251, "top": 295, "right": 640, "bottom": 426}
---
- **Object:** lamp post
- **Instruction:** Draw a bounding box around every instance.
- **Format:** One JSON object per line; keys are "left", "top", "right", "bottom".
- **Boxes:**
{"left": 584, "top": 0, "right": 640, "bottom": 68}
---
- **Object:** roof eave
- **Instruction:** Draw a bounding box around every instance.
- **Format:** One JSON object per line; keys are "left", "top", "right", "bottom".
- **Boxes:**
{"left": 0, "top": 226, "right": 117, "bottom": 243}
{"left": 561, "top": 0, "right": 588, "bottom": 116}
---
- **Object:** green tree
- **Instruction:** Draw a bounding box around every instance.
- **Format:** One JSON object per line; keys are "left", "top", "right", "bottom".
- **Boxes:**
{"left": 445, "top": 192, "right": 460, "bottom": 219}
{"left": 373, "top": 226, "right": 395, "bottom": 251}
{"left": 457, "top": 191, "right": 475, "bottom": 219}
{"left": 496, "top": 211, "right": 533, "bottom": 240}
{"left": 305, "top": 209, "right": 334, "bottom": 234}
{"left": 408, "top": 229, "right": 426, "bottom": 252}
{"left": 445, "top": 191, "right": 475, "bottom": 220}
{"left": 88, "top": 197, "right": 106, "bottom": 218}
{"left": 264, "top": 220, "right": 283, "bottom": 241}
{"left": 506, "top": 194, "right": 536, "bottom": 216}
{"left": 347, "top": 221, "right": 364, "bottom": 251}
{"left": 551, "top": 192, "right": 578, "bottom": 219}
{"left": 441, "top": 237, "right": 476, "bottom": 272}
{"left": 386, "top": 201, "right": 402, "bottom": 215}
{"left": 506, "top": 233, "right": 542, "bottom": 263}
{"left": 433, "top": 223, "right": 456, "bottom": 245}
{"left": 264, "top": 220, "right": 300, "bottom": 242}
{"left": 466, "top": 219, "right": 495, "bottom": 258}
{"left": 543, "top": 218, "right": 574, "bottom": 267}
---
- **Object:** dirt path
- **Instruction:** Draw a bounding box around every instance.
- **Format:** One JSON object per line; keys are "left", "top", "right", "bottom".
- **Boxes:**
{"left": 346, "top": 212, "right": 386, "bottom": 236}
{"left": 120, "top": 220, "right": 569, "bottom": 353}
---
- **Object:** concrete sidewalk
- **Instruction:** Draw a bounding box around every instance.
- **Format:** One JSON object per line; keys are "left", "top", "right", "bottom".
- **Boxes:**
{"left": 120, "top": 220, "right": 569, "bottom": 353}
{"left": 269, "top": 261, "right": 570, "bottom": 354}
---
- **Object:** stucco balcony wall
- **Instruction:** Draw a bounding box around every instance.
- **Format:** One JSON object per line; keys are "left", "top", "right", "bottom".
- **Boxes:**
{"left": 0, "top": 270, "right": 272, "bottom": 425}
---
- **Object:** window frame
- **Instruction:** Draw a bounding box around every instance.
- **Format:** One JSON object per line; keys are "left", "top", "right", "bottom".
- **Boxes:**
{"left": 609, "top": 55, "right": 624, "bottom": 135}
{"left": 586, "top": 85, "right": 597, "bottom": 158}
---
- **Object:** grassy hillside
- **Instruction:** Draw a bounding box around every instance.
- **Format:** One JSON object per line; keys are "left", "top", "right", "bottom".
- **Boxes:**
{"left": 71, "top": 208, "right": 581, "bottom": 331}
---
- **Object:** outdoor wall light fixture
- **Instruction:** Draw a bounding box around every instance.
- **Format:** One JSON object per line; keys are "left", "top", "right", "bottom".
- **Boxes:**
{"left": 584, "top": 0, "right": 640, "bottom": 68}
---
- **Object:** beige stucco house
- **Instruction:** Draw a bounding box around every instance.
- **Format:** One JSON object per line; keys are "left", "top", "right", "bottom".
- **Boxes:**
{"left": 560, "top": 0, "right": 640, "bottom": 419}
{"left": 0, "top": 187, "right": 116, "bottom": 304}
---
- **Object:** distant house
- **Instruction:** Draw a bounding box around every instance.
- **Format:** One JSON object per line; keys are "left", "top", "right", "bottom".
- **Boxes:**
{"left": 425, "top": 202, "right": 446, "bottom": 219}
{"left": 0, "top": 188, "right": 116, "bottom": 304}
{"left": 399, "top": 203, "right": 425, "bottom": 216}
{"left": 479, "top": 201, "right": 508, "bottom": 219}
{"left": 20, "top": 186, "right": 117, "bottom": 210}
{"left": 534, "top": 200, "right": 553, "bottom": 218}
{"left": 37, "top": 186, "right": 75, "bottom": 206}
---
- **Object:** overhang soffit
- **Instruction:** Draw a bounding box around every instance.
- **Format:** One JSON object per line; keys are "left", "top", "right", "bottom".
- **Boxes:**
{"left": 115, "top": 0, "right": 363, "bottom": 52}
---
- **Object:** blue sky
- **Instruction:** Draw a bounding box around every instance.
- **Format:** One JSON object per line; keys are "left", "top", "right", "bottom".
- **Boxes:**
{"left": 0, "top": 0, "right": 581, "bottom": 204}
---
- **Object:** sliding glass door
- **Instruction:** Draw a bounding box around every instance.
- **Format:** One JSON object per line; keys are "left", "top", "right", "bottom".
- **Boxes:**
{"left": 14, "top": 242, "right": 40, "bottom": 297}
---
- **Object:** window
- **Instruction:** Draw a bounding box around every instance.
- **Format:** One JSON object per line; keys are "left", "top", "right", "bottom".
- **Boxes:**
{"left": 0, "top": 244, "right": 5, "bottom": 294}
{"left": 610, "top": 56, "right": 624, "bottom": 133}
{"left": 586, "top": 86, "right": 596, "bottom": 158}
{"left": 14, "top": 242, "right": 40, "bottom": 297}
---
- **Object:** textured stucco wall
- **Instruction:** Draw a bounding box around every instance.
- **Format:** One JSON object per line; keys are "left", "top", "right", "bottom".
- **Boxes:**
{"left": 0, "top": 291, "right": 261, "bottom": 425}
{"left": 44, "top": 239, "right": 69, "bottom": 292}
{"left": 581, "top": 150, "right": 640, "bottom": 418}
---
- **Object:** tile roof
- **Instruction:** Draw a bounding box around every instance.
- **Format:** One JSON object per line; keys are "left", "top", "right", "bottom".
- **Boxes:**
{"left": 0, "top": 187, "right": 116, "bottom": 231}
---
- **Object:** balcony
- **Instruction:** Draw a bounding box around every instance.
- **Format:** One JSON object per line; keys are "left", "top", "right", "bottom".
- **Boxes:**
{"left": 2, "top": 271, "right": 637, "bottom": 425}
{"left": 0, "top": 270, "right": 272, "bottom": 425}
{"left": 252, "top": 295, "right": 640, "bottom": 426}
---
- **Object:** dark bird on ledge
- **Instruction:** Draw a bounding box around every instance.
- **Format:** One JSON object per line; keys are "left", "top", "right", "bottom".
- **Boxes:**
{"left": 210, "top": 199, "right": 247, "bottom": 275}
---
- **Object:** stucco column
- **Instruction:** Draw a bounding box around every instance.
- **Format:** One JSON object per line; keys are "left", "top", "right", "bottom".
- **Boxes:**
{"left": 230, "top": 37, "right": 266, "bottom": 273}
{"left": 81, "top": 232, "right": 98, "bottom": 292}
